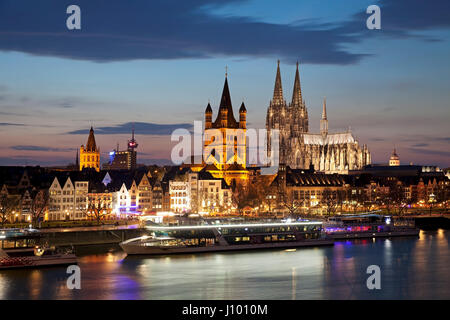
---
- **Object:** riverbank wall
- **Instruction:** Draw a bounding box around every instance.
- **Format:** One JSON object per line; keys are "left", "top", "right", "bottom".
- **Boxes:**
{"left": 414, "top": 217, "right": 450, "bottom": 230}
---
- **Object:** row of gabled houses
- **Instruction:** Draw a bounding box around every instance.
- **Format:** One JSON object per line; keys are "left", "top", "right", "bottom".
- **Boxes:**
{"left": 0, "top": 165, "right": 235, "bottom": 222}
{"left": 0, "top": 164, "right": 448, "bottom": 222}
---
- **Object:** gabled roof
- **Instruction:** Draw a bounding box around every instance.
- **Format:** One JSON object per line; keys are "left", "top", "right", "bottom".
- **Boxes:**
{"left": 226, "top": 163, "right": 246, "bottom": 171}
{"left": 271, "top": 166, "right": 346, "bottom": 187}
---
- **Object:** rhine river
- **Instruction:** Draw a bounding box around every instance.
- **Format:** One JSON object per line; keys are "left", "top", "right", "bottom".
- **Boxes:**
{"left": 1, "top": 230, "right": 449, "bottom": 299}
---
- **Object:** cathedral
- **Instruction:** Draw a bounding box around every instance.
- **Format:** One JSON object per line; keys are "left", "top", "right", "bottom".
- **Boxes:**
{"left": 266, "top": 61, "right": 371, "bottom": 174}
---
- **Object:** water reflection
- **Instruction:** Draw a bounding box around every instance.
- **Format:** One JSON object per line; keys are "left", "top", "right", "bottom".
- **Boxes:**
{"left": 1, "top": 231, "right": 449, "bottom": 299}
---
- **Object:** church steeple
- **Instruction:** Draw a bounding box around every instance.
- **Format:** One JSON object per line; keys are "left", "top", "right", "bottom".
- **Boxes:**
{"left": 291, "top": 61, "right": 303, "bottom": 108}
{"left": 322, "top": 97, "right": 327, "bottom": 120}
{"left": 289, "top": 61, "right": 308, "bottom": 133}
{"left": 272, "top": 60, "right": 284, "bottom": 105}
{"left": 320, "top": 97, "right": 328, "bottom": 136}
{"left": 213, "top": 75, "right": 238, "bottom": 128}
{"left": 219, "top": 77, "right": 232, "bottom": 110}
{"left": 86, "top": 126, "right": 97, "bottom": 152}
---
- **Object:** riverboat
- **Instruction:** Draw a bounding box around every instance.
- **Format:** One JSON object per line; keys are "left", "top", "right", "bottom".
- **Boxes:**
{"left": 120, "top": 220, "right": 333, "bottom": 255}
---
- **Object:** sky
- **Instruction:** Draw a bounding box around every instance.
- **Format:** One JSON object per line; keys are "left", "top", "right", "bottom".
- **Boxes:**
{"left": 0, "top": 0, "right": 449, "bottom": 168}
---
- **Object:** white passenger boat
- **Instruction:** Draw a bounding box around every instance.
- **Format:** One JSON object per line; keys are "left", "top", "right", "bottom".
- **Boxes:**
{"left": 120, "top": 220, "right": 334, "bottom": 255}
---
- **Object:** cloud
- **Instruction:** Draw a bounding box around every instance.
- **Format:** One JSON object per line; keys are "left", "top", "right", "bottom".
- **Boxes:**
{"left": 67, "top": 121, "right": 193, "bottom": 135}
{"left": 0, "top": 122, "right": 25, "bottom": 126}
{"left": 369, "top": 137, "right": 387, "bottom": 142}
{"left": 411, "top": 143, "right": 429, "bottom": 147}
{"left": 0, "top": 0, "right": 448, "bottom": 65}
{"left": 408, "top": 148, "right": 450, "bottom": 158}
{"left": 11, "top": 145, "right": 74, "bottom": 152}
{"left": 0, "top": 0, "right": 365, "bottom": 65}
{"left": 0, "top": 156, "right": 71, "bottom": 166}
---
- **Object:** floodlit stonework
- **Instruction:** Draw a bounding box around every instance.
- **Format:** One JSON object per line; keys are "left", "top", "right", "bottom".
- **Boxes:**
{"left": 79, "top": 127, "right": 100, "bottom": 172}
{"left": 266, "top": 61, "right": 371, "bottom": 174}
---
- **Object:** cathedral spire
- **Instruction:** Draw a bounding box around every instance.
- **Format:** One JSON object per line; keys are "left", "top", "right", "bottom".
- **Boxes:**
{"left": 320, "top": 97, "right": 328, "bottom": 136}
{"left": 291, "top": 61, "right": 303, "bottom": 108}
{"left": 272, "top": 60, "right": 284, "bottom": 105}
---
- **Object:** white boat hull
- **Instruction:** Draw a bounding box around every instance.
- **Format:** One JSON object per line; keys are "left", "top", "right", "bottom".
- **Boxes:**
{"left": 120, "top": 239, "right": 334, "bottom": 255}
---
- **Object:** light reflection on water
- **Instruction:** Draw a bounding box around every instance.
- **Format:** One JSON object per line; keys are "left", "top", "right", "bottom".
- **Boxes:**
{"left": 1, "top": 230, "right": 449, "bottom": 299}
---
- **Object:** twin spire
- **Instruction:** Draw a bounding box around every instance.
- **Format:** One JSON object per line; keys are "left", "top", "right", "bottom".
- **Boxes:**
{"left": 291, "top": 62, "right": 303, "bottom": 108}
{"left": 272, "top": 60, "right": 284, "bottom": 105}
{"left": 272, "top": 61, "right": 303, "bottom": 108}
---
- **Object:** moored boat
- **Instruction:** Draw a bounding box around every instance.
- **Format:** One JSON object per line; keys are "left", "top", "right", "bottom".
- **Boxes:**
{"left": 0, "top": 228, "right": 77, "bottom": 270}
{"left": 120, "top": 220, "right": 334, "bottom": 255}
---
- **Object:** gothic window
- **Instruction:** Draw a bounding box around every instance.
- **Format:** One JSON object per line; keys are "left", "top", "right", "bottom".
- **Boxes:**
{"left": 295, "top": 150, "right": 301, "bottom": 167}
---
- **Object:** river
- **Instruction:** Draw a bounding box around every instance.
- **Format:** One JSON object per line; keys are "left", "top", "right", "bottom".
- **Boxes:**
{"left": 1, "top": 230, "right": 449, "bottom": 299}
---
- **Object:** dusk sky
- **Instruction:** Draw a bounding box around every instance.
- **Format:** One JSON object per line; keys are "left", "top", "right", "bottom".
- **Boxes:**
{"left": 0, "top": 0, "right": 449, "bottom": 167}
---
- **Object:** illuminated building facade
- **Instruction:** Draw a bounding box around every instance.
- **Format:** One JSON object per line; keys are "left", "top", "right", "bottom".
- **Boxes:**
{"left": 194, "top": 74, "right": 249, "bottom": 185}
{"left": 266, "top": 61, "right": 371, "bottom": 174}
{"left": 272, "top": 165, "right": 346, "bottom": 214}
{"left": 103, "top": 129, "right": 138, "bottom": 171}
{"left": 48, "top": 177, "right": 89, "bottom": 221}
{"left": 169, "top": 181, "right": 191, "bottom": 213}
{"left": 79, "top": 127, "right": 100, "bottom": 172}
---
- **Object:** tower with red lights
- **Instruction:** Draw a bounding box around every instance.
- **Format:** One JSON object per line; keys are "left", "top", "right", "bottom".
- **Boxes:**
{"left": 127, "top": 127, "right": 138, "bottom": 170}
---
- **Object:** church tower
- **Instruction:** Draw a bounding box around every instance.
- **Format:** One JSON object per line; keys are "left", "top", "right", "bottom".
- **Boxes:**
{"left": 79, "top": 127, "right": 100, "bottom": 171}
{"left": 204, "top": 74, "right": 246, "bottom": 170}
{"left": 266, "top": 60, "right": 371, "bottom": 174}
{"left": 266, "top": 60, "right": 289, "bottom": 164}
{"left": 289, "top": 62, "right": 308, "bottom": 135}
